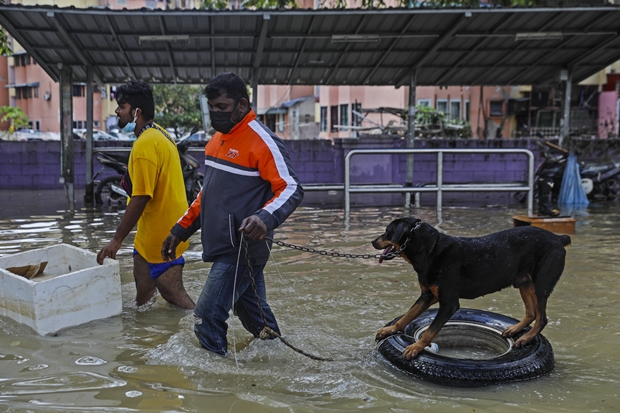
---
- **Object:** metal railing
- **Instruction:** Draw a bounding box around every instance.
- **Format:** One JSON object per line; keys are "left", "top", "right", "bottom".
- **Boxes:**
{"left": 344, "top": 148, "right": 535, "bottom": 216}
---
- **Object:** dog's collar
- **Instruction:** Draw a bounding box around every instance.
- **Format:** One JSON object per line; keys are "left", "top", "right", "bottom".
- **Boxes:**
{"left": 380, "top": 221, "right": 421, "bottom": 261}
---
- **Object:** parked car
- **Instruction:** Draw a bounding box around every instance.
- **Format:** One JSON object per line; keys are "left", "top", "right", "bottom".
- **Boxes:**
{"left": 177, "top": 130, "right": 209, "bottom": 147}
{"left": 108, "top": 128, "right": 135, "bottom": 141}
{"left": 82, "top": 129, "right": 119, "bottom": 141}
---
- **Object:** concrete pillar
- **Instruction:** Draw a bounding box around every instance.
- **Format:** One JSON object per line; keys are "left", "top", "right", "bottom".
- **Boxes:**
{"left": 560, "top": 69, "right": 572, "bottom": 148}
{"left": 59, "top": 64, "right": 74, "bottom": 211}
{"left": 84, "top": 67, "right": 94, "bottom": 205}
{"left": 405, "top": 69, "right": 417, "bottom": 207}
{"left": 251, "top": 69, "right": 258, "bottom": 110}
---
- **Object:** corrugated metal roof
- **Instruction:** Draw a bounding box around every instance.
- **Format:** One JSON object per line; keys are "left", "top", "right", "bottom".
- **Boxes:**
{"left": 1, "top": 4, "right": 619, "bottom": 86}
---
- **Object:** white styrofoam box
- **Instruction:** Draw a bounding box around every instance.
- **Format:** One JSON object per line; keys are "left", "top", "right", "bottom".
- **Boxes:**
{"left": 0, "top": 244, "right": 121, "bottom": 335}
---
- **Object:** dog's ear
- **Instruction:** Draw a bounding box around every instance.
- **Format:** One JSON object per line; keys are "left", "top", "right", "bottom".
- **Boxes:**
{"left": 389, "top": 218, "right": 421, "bottom": 246}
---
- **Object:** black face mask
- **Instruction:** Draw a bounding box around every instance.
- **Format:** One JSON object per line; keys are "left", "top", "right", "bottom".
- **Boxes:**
{"left": 209, "top": 102, "right": 240, "bottom": 134}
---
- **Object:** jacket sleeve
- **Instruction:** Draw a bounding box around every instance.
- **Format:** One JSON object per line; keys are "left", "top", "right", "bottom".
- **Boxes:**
{"left": 170, "top": 189, "right": 202, "bottom": 241}
{"left": 255, "top": 135, "right": 304, "bottom": 231}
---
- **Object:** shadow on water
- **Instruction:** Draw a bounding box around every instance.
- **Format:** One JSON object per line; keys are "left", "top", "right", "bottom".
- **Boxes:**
{"left": 0, "top": 189, "right": 619, "bottom": 412}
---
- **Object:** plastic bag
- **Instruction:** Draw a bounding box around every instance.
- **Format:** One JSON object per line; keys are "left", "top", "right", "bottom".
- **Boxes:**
{"left": 558, "top": 153, "right": 589, "bottom": 206}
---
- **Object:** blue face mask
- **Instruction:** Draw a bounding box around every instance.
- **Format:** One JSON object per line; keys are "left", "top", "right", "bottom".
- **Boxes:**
{"left": 122, "top": 109, "right": 139, "bottom": 133}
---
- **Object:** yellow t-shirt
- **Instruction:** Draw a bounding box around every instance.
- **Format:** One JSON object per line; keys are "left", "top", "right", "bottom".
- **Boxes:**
{"left": 129, "top": 124, "right": 189, "bottom": 263}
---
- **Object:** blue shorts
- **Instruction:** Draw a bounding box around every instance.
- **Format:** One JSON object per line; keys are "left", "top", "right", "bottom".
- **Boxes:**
{"left": 133, "top": 249, "right": 185, "bottom": 280}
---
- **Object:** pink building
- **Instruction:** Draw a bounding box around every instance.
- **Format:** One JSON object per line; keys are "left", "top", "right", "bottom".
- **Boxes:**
{"left": 7, "top": 51, "right": 103, "bottom": 132}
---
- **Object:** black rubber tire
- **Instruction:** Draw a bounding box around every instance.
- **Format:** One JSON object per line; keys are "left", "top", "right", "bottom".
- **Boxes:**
{"left": 376, "top": 308, "right": 555, "bottom": 387}
{"left": 95, "top": 175, "right": 126, "bottom": 206}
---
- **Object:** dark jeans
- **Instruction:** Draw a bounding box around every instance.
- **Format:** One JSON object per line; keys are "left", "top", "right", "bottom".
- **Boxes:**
{"left": 193, "top": 261, "right": 280, "bottom": 356}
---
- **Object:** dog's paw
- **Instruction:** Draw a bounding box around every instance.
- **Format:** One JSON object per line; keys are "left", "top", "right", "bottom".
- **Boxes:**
{"left": 513, "top": 333, "right": 535, "bottom": 348}
{"left": 501, "top": 325, "right": 522, "bottom": 338}
{"left": 375, "top": 326, "right": 399, "bottom": 341}
{"left": 402, "top": 343, "right": 424, "bottom": 360}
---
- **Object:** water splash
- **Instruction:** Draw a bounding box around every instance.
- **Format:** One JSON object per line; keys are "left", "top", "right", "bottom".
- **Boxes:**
{"left": 75, "top": 356, "right": 107, "bottom": 366}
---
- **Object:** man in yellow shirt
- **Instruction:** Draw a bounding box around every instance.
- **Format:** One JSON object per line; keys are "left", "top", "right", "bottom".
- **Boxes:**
{"left": 97, "top": 81, "right": 195, "bottom": 309}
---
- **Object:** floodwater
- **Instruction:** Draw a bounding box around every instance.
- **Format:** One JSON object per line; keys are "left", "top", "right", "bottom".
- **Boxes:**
{"left": 0, "top": 194, "right": 619, "bottom": 413}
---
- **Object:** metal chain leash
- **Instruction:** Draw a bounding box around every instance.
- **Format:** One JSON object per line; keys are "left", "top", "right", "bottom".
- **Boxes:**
{"left": 242, "top": 237, "right": 334, "bottom": 362}
{"left": 265, "top": 236, "right": 398, "bottom": 260}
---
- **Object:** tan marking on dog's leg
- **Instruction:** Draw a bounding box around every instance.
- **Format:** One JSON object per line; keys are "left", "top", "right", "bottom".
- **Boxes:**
{"left": 514, "top": 297, "right": 548, "bottom": 347}
{"left": 376, "top": 288, "right": 438, "bottom": 341}
{"left": 502, "top": 282, "right": 537, "bottom": 338}
{"left": 402, "top": 324, "right": 441, "bottom": 360}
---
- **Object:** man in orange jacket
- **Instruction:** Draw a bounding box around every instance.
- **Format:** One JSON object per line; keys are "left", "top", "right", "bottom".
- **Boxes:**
{"left": 162, "top": 72, "right": 303, "bottom": 356}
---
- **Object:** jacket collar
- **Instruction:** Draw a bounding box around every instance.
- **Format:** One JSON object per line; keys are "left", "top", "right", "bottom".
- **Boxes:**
{"left": 217, "top": 109, "right": 256, "bottom": 140}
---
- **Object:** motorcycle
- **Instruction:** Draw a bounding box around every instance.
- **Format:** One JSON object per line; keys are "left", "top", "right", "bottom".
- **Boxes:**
{"left": 177, "top": 139, "right": 204, "bottom": 204}
{"left": 93, "top": 152, "right": 130, "bottom": 207}
{"left": 93, "top": 140, "right": 203, "bottom": 206}
{"left": 516, "top": 141, "right": 620, "bottom": 212}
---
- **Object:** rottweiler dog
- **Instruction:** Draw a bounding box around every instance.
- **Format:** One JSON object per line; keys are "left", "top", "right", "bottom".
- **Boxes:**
{"left": 372, "top": 217, "right": 570, "bottom": 360}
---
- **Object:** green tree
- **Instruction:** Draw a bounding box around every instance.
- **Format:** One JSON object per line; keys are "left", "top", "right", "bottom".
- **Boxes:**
{"left": 152, "top": 84, "right": 204, "bottom": 139}
{"left": 0, "top": 27, "right": 11, "bottom": 56}
{"left": 201, "top": 0, "right": 296, "bottom": 9}
{"left": 200, "top": 0, "right": 229, "bottom": 9}
{"left": 0, "top": 106, "right": 29, "bottom": 132}
{"left": 0, "top": 0, "right": 12, "bottom": 56}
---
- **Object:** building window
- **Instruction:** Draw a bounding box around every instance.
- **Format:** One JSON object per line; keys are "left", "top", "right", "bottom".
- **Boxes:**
{"left": 320, "top": 106, "right": 328, "bottom": 132}
{"left": 34, "top": 87, "right": 39, "bottom": 99}
{"left": 490, "top": 100, "right": 504, "bottom": 117}
{"left": 449, "top": 100, "right": 462, "bottom": 121}
{"left": 436, "top": 99, "right": 448, "bottom": 115}
{"left": 417, "top": 99, "right": 432, "bottom": 107}
{"left": 14, "top": 54, "right": 31, "bottom": 67}
{"left": 265, "top": 114, "right": 276, "bottom": 132}
{"left": 339, "top": 104, "right": 349, "bottom": 131}
{"left": 330, "top": 105, "right": 338, "bottom": 132}
{"left": 35, "top": 120, "right": 40, "bottom": 130}
{"left": 278, "top": 113, "right": 284, "bottom": 132}
{"left": 464, "top": 100, "right": 470, "bottom": 122}
{"left": 352, "top": 103, "right": 362, "bottom": 127}
{"left": 73, "top": 85, "right": 85, "bottom": 97}
{"left": 14, "top": 87, "right": 35, "bottom": 99}
{"left": 115, "top": 0, "right": 128, "bottom": 5}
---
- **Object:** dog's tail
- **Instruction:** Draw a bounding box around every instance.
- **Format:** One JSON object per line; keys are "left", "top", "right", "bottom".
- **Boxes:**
{"left": 559, "top": 235, "right": 571, "bottom": 247}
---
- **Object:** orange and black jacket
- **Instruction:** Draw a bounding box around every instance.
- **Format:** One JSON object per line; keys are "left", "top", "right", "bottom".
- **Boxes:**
{"left": 170, "top": 110, "right": 303, "bottom": 265}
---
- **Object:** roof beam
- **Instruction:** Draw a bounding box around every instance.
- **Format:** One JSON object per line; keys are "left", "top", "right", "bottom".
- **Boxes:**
{"left": 505, "top": 12, "right": 611, "bottom": 84}
{"left": 253, "top": 14, "right": 270, "bottom": 70}
{"left": 324, "top": 14, "right": 371, "bottom": 85}
{"left": 0, "top": 13, "right": 58, "bottom": 82}
{"left": 287, "top": 15, "right": 316, "bottom": 85}
{"left": 469, "top": 11, "right": 565, "bottom": 85}
{"left": 210, "top": 16, "right": 216, "bottom": 79}
{"left": 395, "top": 12, "right": 472, "bottom": 88}
{"left": 158, "top": 16, "right": 177, "bottom": 83}
{"left": 433, "top": 13, "right": 517, "bottom": 85}
{"left": 47, "top": 12, "right": 105, "bottom": 85}
{"left": 362, "top": 16, "right": 417, "bottom": 85}
{"left": 104, "top": 15, "right": 138, "bottom": 81}
{"left": 568, "top": 34, "right": 620, "bottom": 68}
{"left": 90, "top": 63, "right": 565, "bottom": 71}
{"left": 31, "top": 44, "right": 602, "bottom": 56}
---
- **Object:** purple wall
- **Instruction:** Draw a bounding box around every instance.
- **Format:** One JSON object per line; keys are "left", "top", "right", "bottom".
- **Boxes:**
{"left": 0, "top": 137, "right": 542, "bottom": 207}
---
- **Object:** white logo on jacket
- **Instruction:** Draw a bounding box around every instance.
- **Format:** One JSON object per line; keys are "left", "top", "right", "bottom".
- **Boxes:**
{"left": 226, "top": 148, "right": 239, "bottom": 159}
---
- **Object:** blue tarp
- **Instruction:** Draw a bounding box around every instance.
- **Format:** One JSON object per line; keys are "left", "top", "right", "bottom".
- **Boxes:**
{"left": 558, "top": 153, "right": 589, "bottom": 207}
